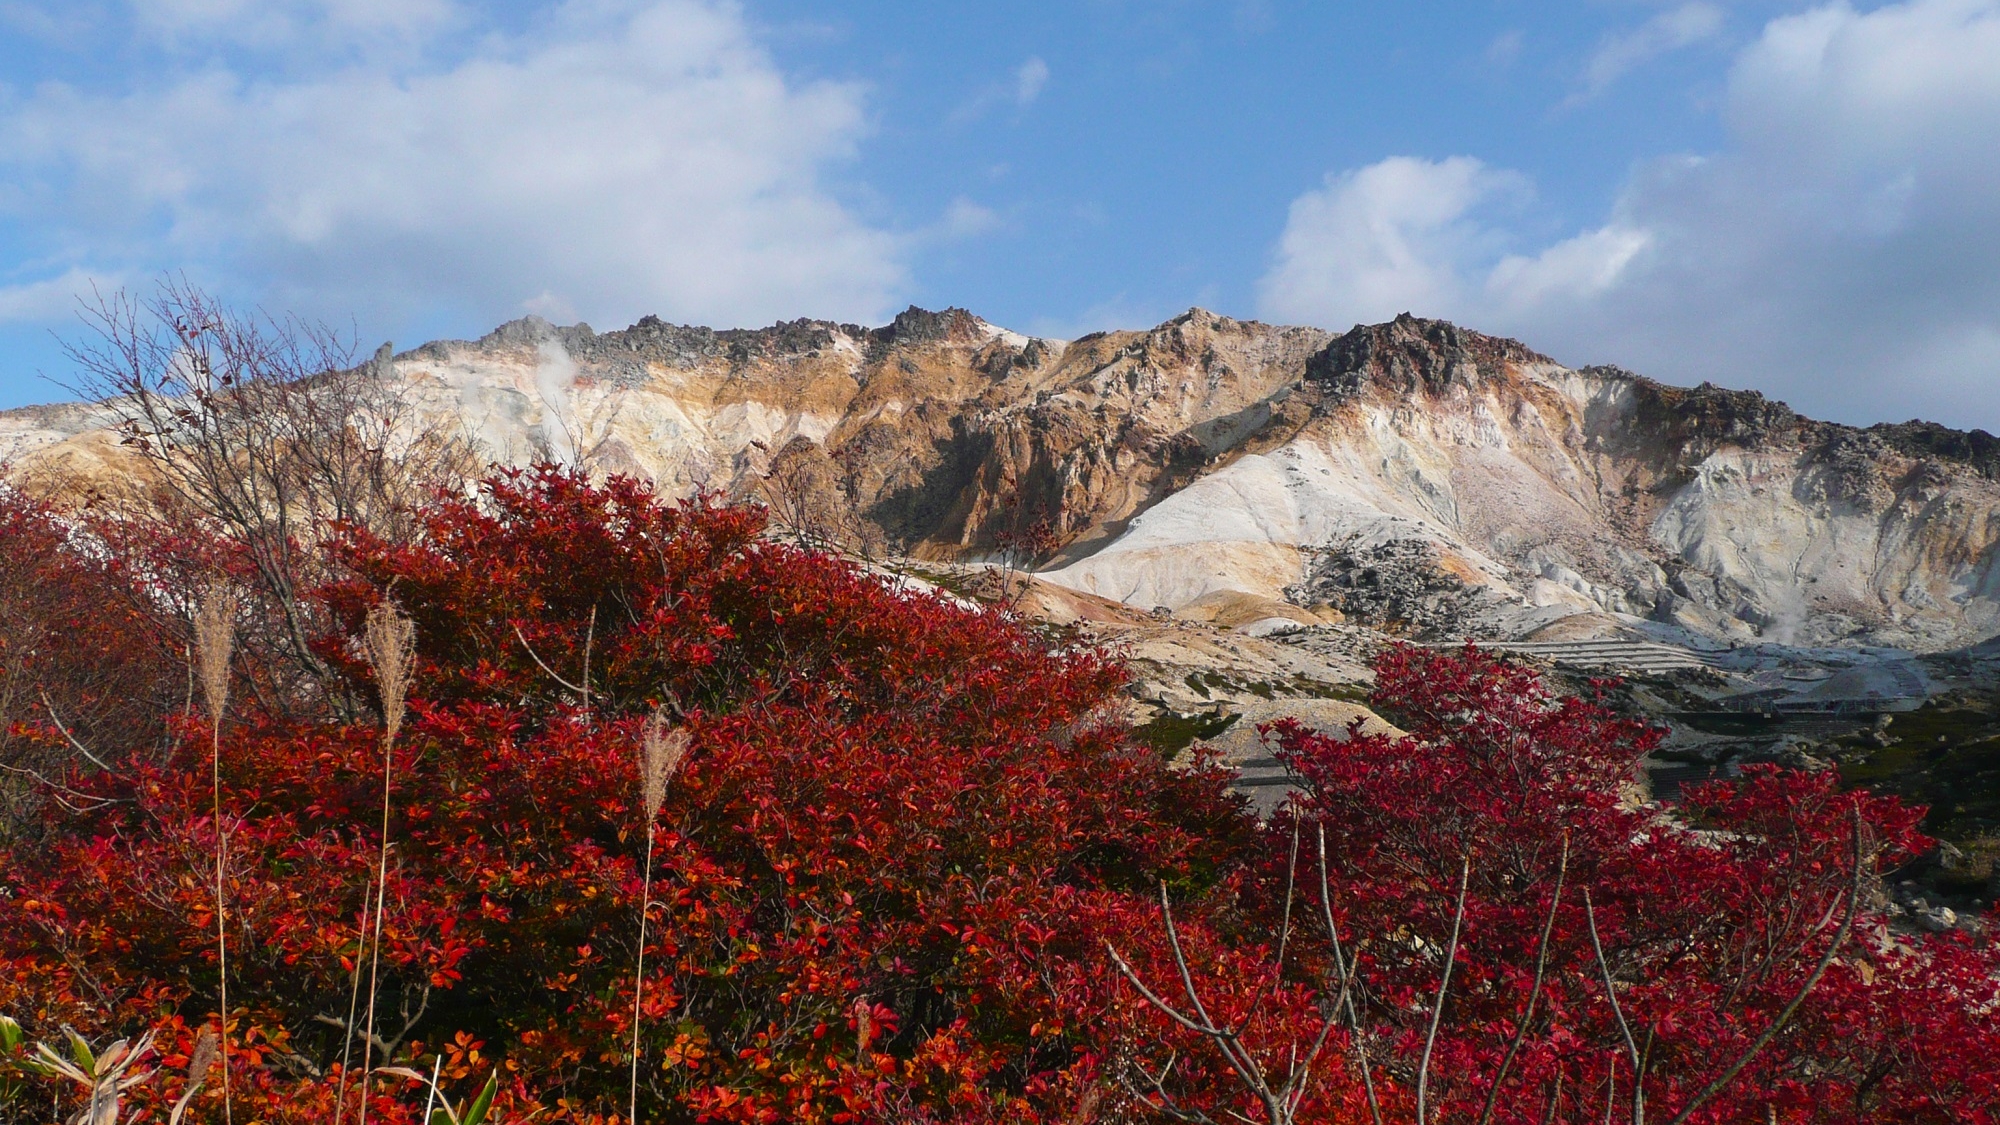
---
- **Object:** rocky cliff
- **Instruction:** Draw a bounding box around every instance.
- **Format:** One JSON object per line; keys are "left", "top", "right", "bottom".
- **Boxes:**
{"left": 7, "top": 307, "right": 1998, "bottom": 651}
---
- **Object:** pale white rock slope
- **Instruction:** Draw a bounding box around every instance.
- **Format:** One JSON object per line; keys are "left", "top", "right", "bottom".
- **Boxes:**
{"left": 6, "top": 307, "right": 1998, "bottom": 652}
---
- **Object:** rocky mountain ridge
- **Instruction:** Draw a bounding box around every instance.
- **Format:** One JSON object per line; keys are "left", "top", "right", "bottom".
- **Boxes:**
{"left": 6, "top": 305, "right": 1999, "bottom": 652}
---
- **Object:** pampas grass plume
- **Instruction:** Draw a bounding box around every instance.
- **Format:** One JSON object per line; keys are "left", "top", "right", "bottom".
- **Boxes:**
{"left": 630, "top": 707, "right": 688, "bottom": 1123}
{"left": 640, "top": 709, "right": 689, "bottom": 818}
{"left": 195, "top": 588, "right": 237, "bottom": 724}
{"left": 363, "top": 601, "right": 415, "bottom": 745}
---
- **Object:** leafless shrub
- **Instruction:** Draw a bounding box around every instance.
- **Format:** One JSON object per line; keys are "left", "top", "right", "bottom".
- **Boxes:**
{"left": 1111, "top": 816, "right": 1866, "bottom": 1125}
{"left": 758, "top": 436, "right": 884, "bottom": 557}
{"left": 65, "top": 279, "right": 477, "bottom": 716}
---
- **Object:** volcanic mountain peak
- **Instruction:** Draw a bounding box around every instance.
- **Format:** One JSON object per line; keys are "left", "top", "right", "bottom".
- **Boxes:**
{"left": 1306, "top": 311, "right": 1560, "bottom": 400}
{"left": 5, "top": 306, "right": 1999, "bottom": 652}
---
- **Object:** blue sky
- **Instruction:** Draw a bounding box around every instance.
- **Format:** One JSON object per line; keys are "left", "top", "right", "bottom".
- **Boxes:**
{"left": 1, "top": 1, "right": 1997, "bottom": 432}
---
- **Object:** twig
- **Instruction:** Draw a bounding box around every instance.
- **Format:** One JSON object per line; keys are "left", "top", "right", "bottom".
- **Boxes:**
{"left": 1416, "top": 854, "right": 1471, "bottom": 1125}
{"left": 512, "top": 623, "right": 588, "bottom": 697}
{"left": 1584, "top": 888, "right": 1643, "bottom": 1125}
{"left": 1538, "top": 1072, "right": 1564, "bottom": 1125}
{"left": 38, "top": 692, "right": 115, "bottom": 772}
{"left": 0, "top": 764, "right": 125, "bottom": 812}
{"left": 1317, "top": 825, "right": 1380, "bottom": 1125}
{"left": 1478, "top": 838, "right": 1569, "bottom": 1125}
{"left": 582, "top": 606, "right": 595, "bottom": 717}
{"left": 333, "top": 875, "right": 375, "bottom": 1125}
{"left": 314, "top": 1013, "right": 395, "bottom": 1058}
{"left": 1106, "top": 883, "right": 1287, "bottom": 1123}
{"left": 1660, "top": 807, "right": 1868, "bottom": 1125}
{"left": 1271, "top": 819, "right": 1300, "bottom": 996}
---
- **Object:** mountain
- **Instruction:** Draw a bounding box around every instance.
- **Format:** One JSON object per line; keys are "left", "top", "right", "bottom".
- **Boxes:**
{"left": 7, "top": 305, "right": 2000, "bottom": 652}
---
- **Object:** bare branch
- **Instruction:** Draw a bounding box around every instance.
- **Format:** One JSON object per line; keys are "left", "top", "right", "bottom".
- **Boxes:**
{"left": 1105, "top": 942, "right": 1224, "bottom": 1039}
{"left": 512, "top": 623, "right": 589, "bottom": 696}
{"left": 1478, "top": 837, "right": 1568, "bottom": 1125}
{"left": 1539, "top": 1071, "right": 1564, "bottom": 1125}
{"left": 1661, "top": 807, "right": 1868, "bottom": 1125}
{"left": 1317, "top": 824, "right": 1381, "bottom": 1125}
{"left": 1273, "top": 818, "right": 1300, "bottom": 990}
{"left": 1585, "top": 888, "right": 1643, "bottom": 1125}
{"left": 38, "top": 692, "right": 116, "bottom": 773}
{"left": 1416, "top": 854, "right": 1471, "bottom": 1125}
{"left": 1109, "top": 882, "right": 1291, "bottom": 1123}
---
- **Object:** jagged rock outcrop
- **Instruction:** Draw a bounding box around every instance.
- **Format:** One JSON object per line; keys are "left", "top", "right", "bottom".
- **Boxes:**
{"left": 1041, "top": 313, "right": 2000, "bottom": 650}
{"left": 6, "top": 307, "right": 1998, "bottom": 651}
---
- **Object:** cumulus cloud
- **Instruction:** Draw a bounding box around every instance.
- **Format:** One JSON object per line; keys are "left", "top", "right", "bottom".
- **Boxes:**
{"left": 0, "top": 0, "right": 906, "bottom": 335}
{"left": 1259, "top": 0, "right": 2000, "bottom": 431}
{"left": 1258, "top": 156, "right": 1528, "bottom": 327}
{"left": 1577, "top": 3, "right": 1726, "bottom": 100}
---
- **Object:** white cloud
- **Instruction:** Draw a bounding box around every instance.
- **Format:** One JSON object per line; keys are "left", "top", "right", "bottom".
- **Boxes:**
{"left": 1578, "top": 2, "right": 1726, "bottom": 100}
{"left": 0, "top": 267, "right": 121, "bottom": 322}
{"left": 1015, "top": 57, "right": 1049, "bottom": 106}
{"left": 1259, "top": 0, "right": 2000, "bottom": 431}
{"left": 951, "top": 56, "right": 1053, "bottom": 124}
{"left": 937, "top": 197, "right": 1001, "bottom": 239}
{"left": 0, "top": 0, "right": 906, "bottom": 334}
{"left": 1258, "top": 156, "right": 1528, "bottom": 328}
{"left": 133, "top": 0, "right": 459, "bottom": 48}
{"left": 1025, "top": 292, "right": 1169, "bottom": 342}
{"left": 0, "top": 1, "right": 97, "bottom": 43}
{"left": 1486, "top": 225, "right": 1652, "bottom": 313}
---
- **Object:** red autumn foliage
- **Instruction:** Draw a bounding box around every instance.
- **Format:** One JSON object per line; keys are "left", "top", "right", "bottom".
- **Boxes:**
{"left": 1108, "top": 644, "right": 2000, "bottom": 1123}
{"left": 1, "top": 467, "right": 1997, "bottom": 1124}
{"left": 0, "top": 467, "right": 1246, "bottom": 1123}
{"left": 0, "top": 486, "right": 183, "bottom": 783}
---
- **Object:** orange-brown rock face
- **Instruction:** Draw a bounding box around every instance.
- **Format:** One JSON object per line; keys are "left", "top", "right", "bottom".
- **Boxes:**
{"left": 7, "top": 307, "right": 1999, "bottom": 650}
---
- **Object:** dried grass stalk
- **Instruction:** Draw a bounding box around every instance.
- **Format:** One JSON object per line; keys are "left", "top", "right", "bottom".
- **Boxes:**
{"left": 184, "top": 1027, "right": 219, "bottom": 1085}
{"left": 363, "top": 601, "right": 416, "bottom": 745}
{"left": 194, "top": 586, "right": 237, "bottom": 1125}
{"left": 631, "top": 708, "right": 689, "bottom": 1124}
{"left": 356, "top": 597, "right": 415, "bottom": 1125}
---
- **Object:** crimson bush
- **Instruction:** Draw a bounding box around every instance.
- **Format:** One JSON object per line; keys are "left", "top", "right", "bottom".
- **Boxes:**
{"left": 0, "top": 467, "right": 1244, "bottom": 1123}
{"left": 2, "top": 469, "right": 1997, "bottom": 1124}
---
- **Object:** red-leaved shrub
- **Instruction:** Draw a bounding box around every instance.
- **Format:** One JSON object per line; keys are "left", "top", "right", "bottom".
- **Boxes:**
{"left": 3, "top": 470, "right": 1998, "bottom": 1124}
{"left": 0, "top": 467, "right": 1246, "bottom": 1123}
{"left": 1108, "top": 645, "right": 2000, "bottom": 1123}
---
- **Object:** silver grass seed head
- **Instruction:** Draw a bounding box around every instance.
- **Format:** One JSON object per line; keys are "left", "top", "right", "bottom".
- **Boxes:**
{"left": 185, "top": 1027, "right": 219, "bottom": 1082}
{"left": 853, "top": 995, "right": 873, "bottom": 1056}
{"left": 640, "top": 709, "right": 689, "bottom": 820}
{"left": 194, "top": 587, "right": 238, "bottom": 727}
{"left": 363, "top": 599, "right": 417, "bottom": 745}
